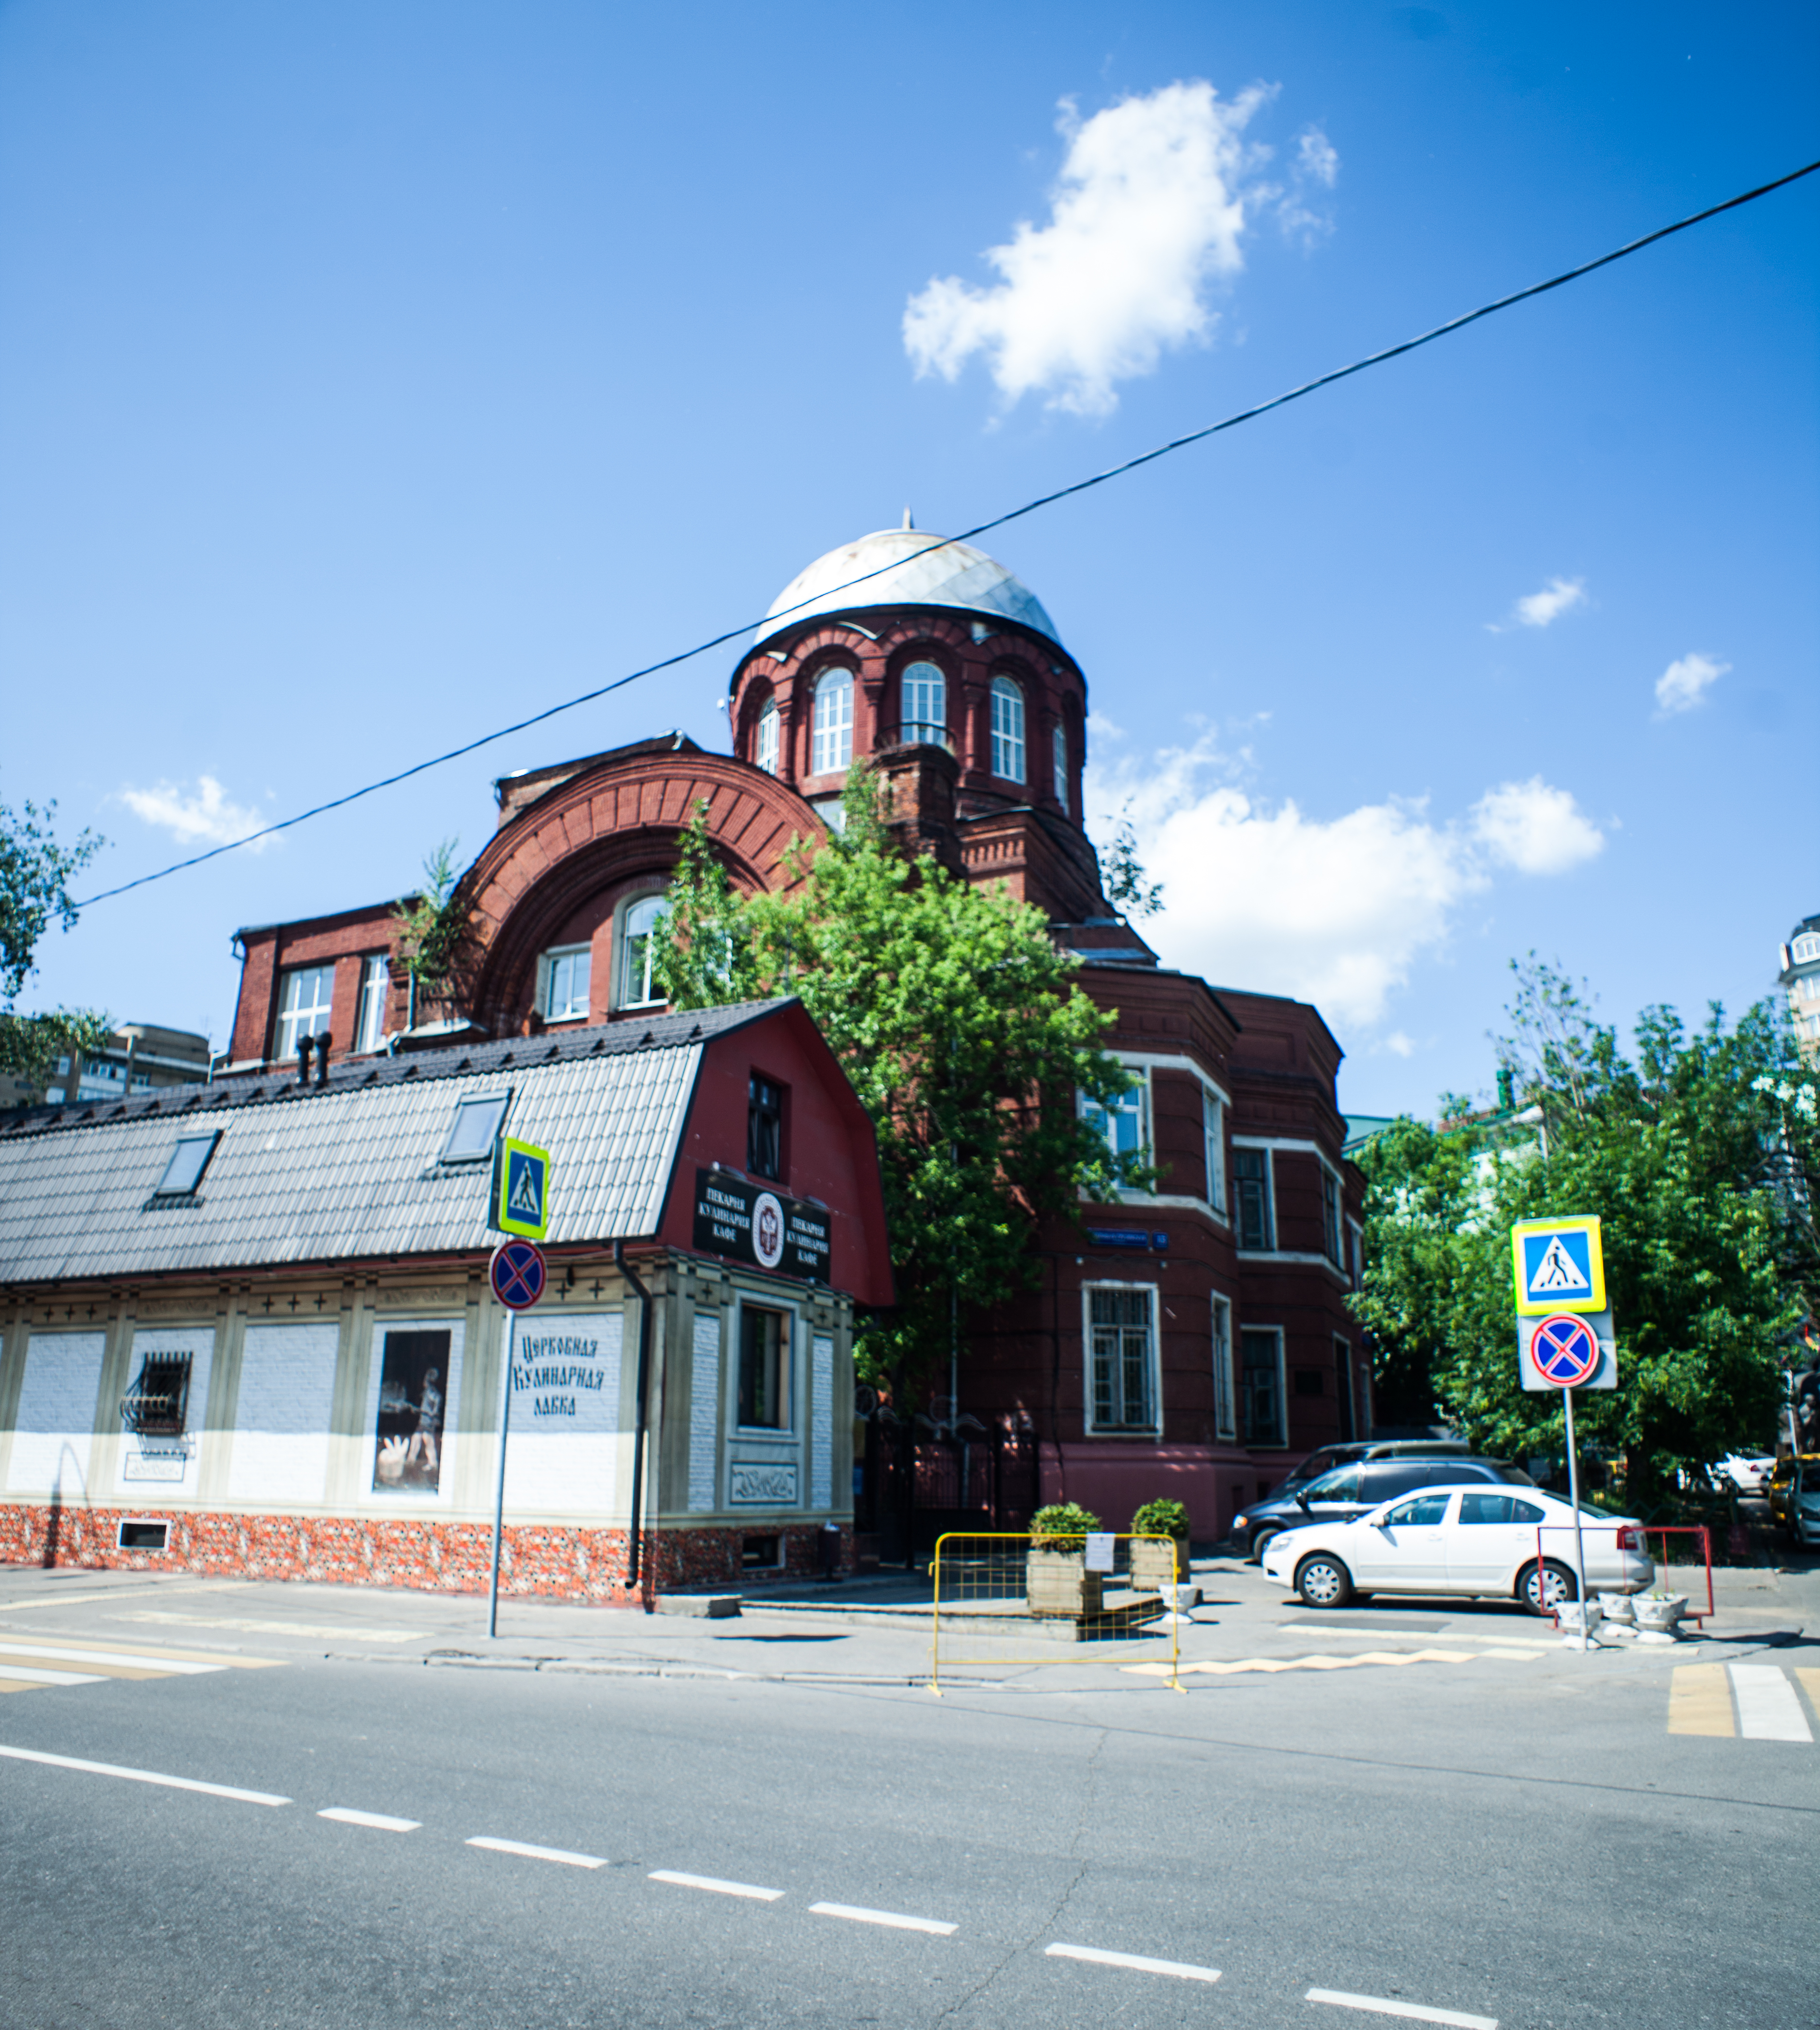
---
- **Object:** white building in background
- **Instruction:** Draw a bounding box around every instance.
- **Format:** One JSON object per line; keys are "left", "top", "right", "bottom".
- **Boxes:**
{"left": 1780, "top": 916, "right": 1820, "bottom": 1068}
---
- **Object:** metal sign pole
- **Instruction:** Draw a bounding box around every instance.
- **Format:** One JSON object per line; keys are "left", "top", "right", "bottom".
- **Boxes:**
{"left": 487, "top": 1309, "right": 516, "bottom": 1641}
{"left": 1563, "top": 1383, "right": 1589, "bottom": 1652}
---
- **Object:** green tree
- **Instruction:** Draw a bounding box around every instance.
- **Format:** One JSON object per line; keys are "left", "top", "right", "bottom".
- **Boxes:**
{"left": 0, "top": 799, "right": 110, "bottom": 1087}
{"left": 392, "top": 839, "right": 470, "bottom": 1019}
{"left": 1352, "top": 959, "right": 1819, "bottom": 1502}
{"left": 657, "top": 770, "right": 1149, "bottom": 1387}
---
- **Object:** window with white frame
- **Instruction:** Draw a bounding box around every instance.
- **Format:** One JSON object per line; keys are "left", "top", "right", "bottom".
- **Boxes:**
{"left": 1211, "top": 1295, "right": 1236, "bottom": 1441}
{"left": 1203, "top": 1089, "right": 1226, "bottom": 1213}
{"left": 900, "top": 660, "right": 945, "bottom": 745}
{"left": 1793, "top": 932, "right": 1820, "bottom": 963}
{"left": 990, "top": 675, "right": 1025, "bottom": 782}
{"left": 275, "top": 963, "right": 336, "bottom": 1061}
{"left": 354, "top": 953, "right": 391, "bottom": 1053}
{"left": 1320, "top": 1166, "right": 1344, "bottom": 1266}
{"left": 618, "top": 897, "right": 665, "bottom": 1009}
{"left": 811, "top": 667, "right": 853, "bottom": 774}
{"left": 1240, "top": 1326, "right": 1286, "bottom": 1446}
{"left": 541, "top": 944, "right": 592, "bottom": 1022}
{"left": 1086, "top": 1285, "right": 1158, "bottom": 1431}
{"left": 754, "top": 699, "right": 779, "bottom": 775}
{"left": 1081, "top": 1068, "right": 1148, "bottom": 1167}
{"left": 1052, "top": 723, "right": 1068, "bottom": 805}
{"left": 1233, "top": 1145, "right": 1275, "bottom": 1250}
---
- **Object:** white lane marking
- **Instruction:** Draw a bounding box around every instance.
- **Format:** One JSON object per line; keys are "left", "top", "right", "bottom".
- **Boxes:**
{"left": 319, "top": 1807, "right": 421, "bottom": 1833}
{"left": 808, "top": 1901, "right": 957, "bottom": 1936}
{"left": 1046, "top": 1942, "right": 1221, "bottom": 1983}
{"left": 0, "top": 1639, "right": 226, "bottom": 1674}
{"left": 0, "top": 1665, "right": 107, "bottom": 1686}
{"left": 122, "top": 1612, "right": 416, "bottom": 1643}
{"left": 465, "top": 1836, "right": 607, "bottom": 1869}
{"left": 1307, "top": 1986, "right": 1497, "bottom": 2029}
{"left": 1729, "top": 1664, "right": 1814, "bottom": 1743}
{"left": 0, "top": 1743, "right": 290, "bottom": 1806}
{"left": 650, "top": 1869, "right": 785, "bottom": 1902}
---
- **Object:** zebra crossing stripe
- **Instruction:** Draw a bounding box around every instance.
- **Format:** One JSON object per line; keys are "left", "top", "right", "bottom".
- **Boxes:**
{"left": 1730, "top": 1664, "right": 1813, "bottom": 1742}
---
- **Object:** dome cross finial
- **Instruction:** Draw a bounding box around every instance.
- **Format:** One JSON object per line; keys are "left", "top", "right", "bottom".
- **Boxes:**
{"left": 901, "top": 506, "right": 914, "bottom": 530}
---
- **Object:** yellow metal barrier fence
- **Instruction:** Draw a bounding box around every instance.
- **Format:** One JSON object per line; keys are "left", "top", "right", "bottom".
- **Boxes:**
{"left": 930, "top": 1532, "right": 1182, "bottom": 1693}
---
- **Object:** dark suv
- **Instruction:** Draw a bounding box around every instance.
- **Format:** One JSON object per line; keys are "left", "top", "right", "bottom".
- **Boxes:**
{"left": 1230, "top": 1455, "right": 1535, "bottom": 1561}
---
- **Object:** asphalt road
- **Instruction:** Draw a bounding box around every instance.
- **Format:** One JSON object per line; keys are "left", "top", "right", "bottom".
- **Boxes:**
{"left": 1, "top": 1613, "right": 1814, "bottom": 2030}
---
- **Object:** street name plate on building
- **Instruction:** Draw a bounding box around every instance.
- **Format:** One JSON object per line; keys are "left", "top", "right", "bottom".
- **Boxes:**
{"left": 693, "top": 1170, "right": 832, "bottom": 1281}
{"left": 730, "top": 1461, "right": 799, "bottom": 1505}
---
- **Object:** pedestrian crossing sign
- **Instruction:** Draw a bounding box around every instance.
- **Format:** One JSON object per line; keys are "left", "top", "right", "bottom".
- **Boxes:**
{"left": 491, "top": 1136, "right": 551, "bottom": 1240}
{"left": 1512, "top": 1215, "right": 1604, "bottom": 1315}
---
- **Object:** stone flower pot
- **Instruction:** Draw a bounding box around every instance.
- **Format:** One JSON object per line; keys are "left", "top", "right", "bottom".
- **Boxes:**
{"left": 1128, "top": 1536, "right": 1187, "bottom": 1593}
{"left": 1597, "top": 1592, "right": 1637, "bottom": 1625}
{"left": 1633, "top": 1594, "right": 1688, "bottom": 1637}
{"left": 1026, "top": 1547, "right": 1104, "bottom": 1618}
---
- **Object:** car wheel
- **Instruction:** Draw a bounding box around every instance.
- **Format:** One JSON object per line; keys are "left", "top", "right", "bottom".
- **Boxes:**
{"left": 1295, "top": 1554, "right": 1354, "bottom": 1610}
{"left": 1519, "top": 1559, "right": 1578, "bottom": 1615}
{"left": 1249, "top": 1528, "right": 1280, "bottom": 1565}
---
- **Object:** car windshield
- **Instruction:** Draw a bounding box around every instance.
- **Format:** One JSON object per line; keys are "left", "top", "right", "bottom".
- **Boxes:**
{"left": 1296, "top": 1465, "right": 1364, "bottom": 1503}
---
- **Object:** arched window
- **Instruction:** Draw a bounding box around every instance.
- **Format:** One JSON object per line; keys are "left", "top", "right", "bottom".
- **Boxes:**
{"left": 811, "top": 668, "right": 853, "bottom": 775}
{"left": 900, "top": 660, "right": 945, "bottom": 746}
{"left": 990, "top": 675, "right": 1025, "bottom": 783}
{"left": 1795, "top": 932, "right": 1820, "bottom": 964}
{"left": 754, "top": 698, "right": 779, "bottom": 776}
{"left": 619, "top": 894, "right": 667, "bottom": 1009}
{"left": 1052, "top": 723, "right": 1068, "bottom": 806}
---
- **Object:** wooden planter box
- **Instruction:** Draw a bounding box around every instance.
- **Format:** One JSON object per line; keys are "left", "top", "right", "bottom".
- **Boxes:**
{"left": 1129, "top": 1536, "right": 1188, "bottom": 1593}
{"left": 1026, "top": 1547, "right": 1104, "bottom": 1618}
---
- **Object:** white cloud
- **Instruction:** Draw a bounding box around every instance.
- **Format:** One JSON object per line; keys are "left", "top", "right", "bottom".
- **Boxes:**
{"left": 1088, "top": 738, "right": 1605, "bottom": 1030}
{"left": 1469, "top": 777, "right": 1605, "bottom": 875}
{"left": 1654, "top": 651, "right": 1728, "bottom": 717}
{"left": 1380, "top": 1031, "right": 1417, "bottom": 1059}
{"left": 120, "top": 775, "right": 273, "bottom": 851}
{"left": 1491, "top": 577, "right": 1587, "bottom": 631}
{"left": 904, "top": 80, "right": 1331, "bottom": 416}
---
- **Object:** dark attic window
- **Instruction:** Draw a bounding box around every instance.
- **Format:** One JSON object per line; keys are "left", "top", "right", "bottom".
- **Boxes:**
{"left": 154, "top": 1131, "right": 221, "bottom": 1199}
{"left": 748, "top": 1076, "right": 783, "bottom": 1180}
{"left": 440, "top": 1092, "right": 510, "bottom": 1165}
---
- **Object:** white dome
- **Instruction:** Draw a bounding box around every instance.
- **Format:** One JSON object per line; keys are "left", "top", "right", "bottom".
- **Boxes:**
{"left": 755, "top": 528, "right": 1062, "bottom": 651}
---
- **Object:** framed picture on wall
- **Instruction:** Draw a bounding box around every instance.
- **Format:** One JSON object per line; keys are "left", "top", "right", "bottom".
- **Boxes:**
{"left": 372, "top": 1328, "right": 451, "bottom": 1494}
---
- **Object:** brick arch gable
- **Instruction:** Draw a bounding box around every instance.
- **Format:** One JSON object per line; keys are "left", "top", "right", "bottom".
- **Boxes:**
{"left": 459, "top": 752, "right": 823, "bottom": 1038}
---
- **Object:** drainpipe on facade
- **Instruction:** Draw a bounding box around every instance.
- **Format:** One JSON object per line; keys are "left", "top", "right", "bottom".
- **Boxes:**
{"left": 613, "top": 1240, "right": 655, "bottom": 1605}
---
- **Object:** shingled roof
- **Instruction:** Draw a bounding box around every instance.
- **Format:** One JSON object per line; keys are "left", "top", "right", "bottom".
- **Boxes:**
{"left": 0, "top": 1001, "right": 789, "bottom": 1287}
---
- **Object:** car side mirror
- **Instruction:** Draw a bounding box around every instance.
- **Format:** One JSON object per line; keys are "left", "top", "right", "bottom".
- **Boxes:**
{"left": 1295, "top": 1490, "right": 1312, "bottom": 1512}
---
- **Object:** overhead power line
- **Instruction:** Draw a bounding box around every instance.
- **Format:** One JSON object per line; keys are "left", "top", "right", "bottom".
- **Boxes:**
{"left": 76, "top": 156, "right": 1820, "bottom": 910}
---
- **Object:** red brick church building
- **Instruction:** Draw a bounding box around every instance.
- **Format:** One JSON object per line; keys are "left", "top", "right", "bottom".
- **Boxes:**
{"left": 225, "top": 527, "right": 1366, "bottom": 1544}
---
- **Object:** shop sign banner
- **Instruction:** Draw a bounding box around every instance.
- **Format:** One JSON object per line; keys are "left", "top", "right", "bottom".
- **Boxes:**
{"left": 694, "top": 1169, "right": 831, "bottom": 1281}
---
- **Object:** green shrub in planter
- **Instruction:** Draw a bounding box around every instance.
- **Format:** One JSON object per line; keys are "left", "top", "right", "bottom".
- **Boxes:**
{"left": 1130, "top": 1499, "right": 1190, "bottom": 1542}
{"left": 1029, "top": 1502, "right": 1101, "bottom": 1548}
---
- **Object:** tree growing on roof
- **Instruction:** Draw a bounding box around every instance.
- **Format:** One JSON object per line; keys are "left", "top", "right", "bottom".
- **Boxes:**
{"left": 1351, "top": 956, "right": 1820, "bottom": 1503}
{"left": 392, "top": 839, "right": 472, "bottom": 1024}
{"left": 0, "top": 798, "right": 111, "bottom": 1088}
{"left": 657, "top": 770, "right": 1150, "bottom": 1387}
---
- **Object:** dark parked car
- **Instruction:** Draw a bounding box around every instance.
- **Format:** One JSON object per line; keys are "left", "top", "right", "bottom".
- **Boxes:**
{"left": 1230, "top": 1454, "right": 1536, "bottom": 1562}
{"left": 1263, "top": 1439, "right": 1469, "bottom": 1503}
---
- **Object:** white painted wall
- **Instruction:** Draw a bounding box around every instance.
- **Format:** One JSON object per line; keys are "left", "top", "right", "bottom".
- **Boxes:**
{"left": 228, "top": 1321, "right": 340, "bottom": 1505}
{"left": 116, "top": 1326, "right": 215, "bottom": 1496}
{"left": 6, "top": 1331, "right": 106, "bottom": 1498}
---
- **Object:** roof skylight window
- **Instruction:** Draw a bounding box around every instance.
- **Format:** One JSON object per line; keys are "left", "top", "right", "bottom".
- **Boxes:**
{"left": 440, "top": 1092, "right": 510, "bottom": 1165}
{"left": 155, "top": 1131, "right": 221, "bottom": 1198}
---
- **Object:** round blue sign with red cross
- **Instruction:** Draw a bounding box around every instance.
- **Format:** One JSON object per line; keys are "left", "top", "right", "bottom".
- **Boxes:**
{"left": 490, "top": 1239, "right": 546, "bottom": 1312}
{"left": 1531, "top": 1311, "right": 1600, "bottom": 1386}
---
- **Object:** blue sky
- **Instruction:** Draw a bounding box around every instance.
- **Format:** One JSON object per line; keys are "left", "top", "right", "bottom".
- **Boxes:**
{"left": 3, "top": 0, "right": 1815, "bottom": 1116}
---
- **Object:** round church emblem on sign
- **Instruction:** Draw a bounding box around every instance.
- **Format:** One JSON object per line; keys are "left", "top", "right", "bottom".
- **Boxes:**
{"left": 753, "top": 1191, "right": 784, "bottom": 1270}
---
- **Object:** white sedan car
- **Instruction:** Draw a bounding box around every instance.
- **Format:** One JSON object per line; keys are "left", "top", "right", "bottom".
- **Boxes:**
{"left": 1260, "top": 1483, "right": 1654, "bottom": 1613}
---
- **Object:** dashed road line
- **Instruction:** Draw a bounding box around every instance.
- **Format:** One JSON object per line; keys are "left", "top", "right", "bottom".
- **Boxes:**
{"left": 1307, "top": 1986, "right": 1496, "bottom": 2028}
{"left": 808, "top": 1901, "right": 957, "bottom": 1936}
{"left": 0, "top": 1742, "right": 290, "bottom": 1806}
{"left": 650, "top": 1870, "right": 785, "bottom": 1901}
{"left": 465, "top": 1836, "right": 607, "bottom": 1869}
{"left": 1045, "top": 1942, "right": 1220, "bottom": 1983}
{"left": 319, "top": 1807, "right": 421, "bottom": 1832}
{"left": 1730, "top": 1663, "right": 1813, "bottom": 1742}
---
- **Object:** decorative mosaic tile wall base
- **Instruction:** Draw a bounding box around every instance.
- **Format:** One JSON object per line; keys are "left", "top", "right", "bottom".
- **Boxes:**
{"left": 0, "top": 1502, "right": 851, "bottom": 1605}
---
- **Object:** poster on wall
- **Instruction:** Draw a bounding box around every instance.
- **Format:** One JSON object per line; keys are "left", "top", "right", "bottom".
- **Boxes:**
{"left": 372, "top": 1328, "right": 452, "bottom": 1494}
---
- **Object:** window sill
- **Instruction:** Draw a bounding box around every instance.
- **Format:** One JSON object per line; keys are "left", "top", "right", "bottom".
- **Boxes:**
{"left": 733, "top": 1425, "right": 796, "bottom": 1439}
{"left": 1084, "top": 1426, "right": 1164, "bottom": 1440}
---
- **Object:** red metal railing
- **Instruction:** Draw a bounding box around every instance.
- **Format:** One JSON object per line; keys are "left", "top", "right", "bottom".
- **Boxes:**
{"left": 1532, "top": 1521, "right": 1714, "bottom": 1626}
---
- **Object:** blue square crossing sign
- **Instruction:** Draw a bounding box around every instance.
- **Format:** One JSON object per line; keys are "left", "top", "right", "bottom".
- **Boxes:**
{"left": 1511, "top": 1215, "right": 1604, "bottom": 1315}
{"left": 491, "top": 1137, "right": 551, "bottom": 1240}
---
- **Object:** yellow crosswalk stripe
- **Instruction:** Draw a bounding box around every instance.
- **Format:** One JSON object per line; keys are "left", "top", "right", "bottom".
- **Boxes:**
{"left": 0, "top": 1634, "right": 282, "bottom": 1697}
{"left": 1668, "top": 1663, "right": 1734, "bottom": 1736}
{"left": 0, "top": 1630, "right": 281, "bottom": 1668}
{"left": 1795, "top": 1670, "right": 1820, "bottom": 1723}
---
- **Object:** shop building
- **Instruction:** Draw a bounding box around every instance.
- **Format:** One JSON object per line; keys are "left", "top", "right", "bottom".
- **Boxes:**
{"left": 0, "top": 999, "right": 891, "bottom": 1598}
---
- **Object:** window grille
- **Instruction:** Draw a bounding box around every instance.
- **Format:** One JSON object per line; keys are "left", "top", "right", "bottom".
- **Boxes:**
{"left": 990, "top": 675, "right": 1025, "bottom": 782}
{"left": 1088, "top": 1286, "right": 1156, "bottom": 1430}
{"left": 1233, "top": 1147, "right": 1274, "bottom": 1250}
{"left": 811, "top": 668, "right": 853, "bottom": 775}
{"left": 122, "top": 1354, "right": 191, "bottom": 1436}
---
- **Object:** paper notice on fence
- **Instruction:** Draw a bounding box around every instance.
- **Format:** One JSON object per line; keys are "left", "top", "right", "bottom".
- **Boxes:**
{"left": 1084, "top": 1533, "right": 1115, "bottom": 1572}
